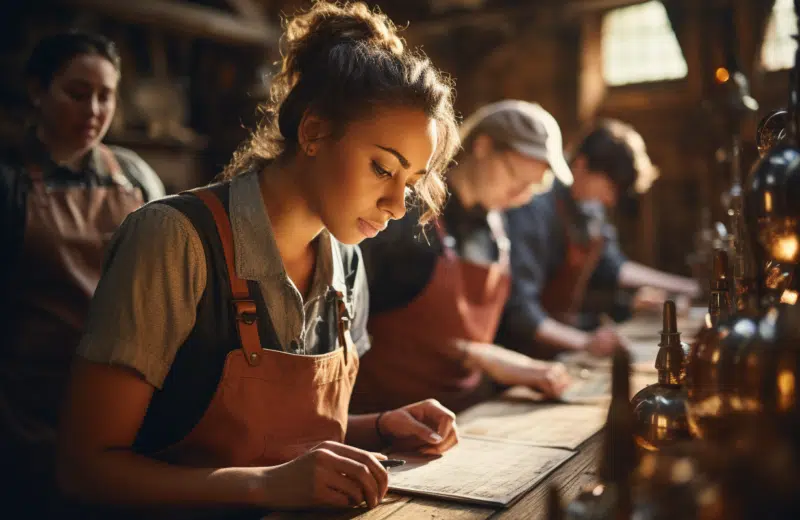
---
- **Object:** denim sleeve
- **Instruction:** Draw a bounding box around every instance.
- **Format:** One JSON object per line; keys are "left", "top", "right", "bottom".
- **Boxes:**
{"left": 498, "top": 199, "right": 560, "bottom": 347}
{"left": 587, "top": 222, "right": 628, "bottom": 289}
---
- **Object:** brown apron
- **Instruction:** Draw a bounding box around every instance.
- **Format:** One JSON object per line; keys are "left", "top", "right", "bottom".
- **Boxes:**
{"left": 540, "top": 199, "right": 606, "bottom": 327}
{"left": 153, "top": 188, "right": 359, "bottom": 468}
{"left": 351, "top": 212, "right": 511, "bottom": 414}
{"left": 1, "top": 145, "right": 143, "bottom": 506}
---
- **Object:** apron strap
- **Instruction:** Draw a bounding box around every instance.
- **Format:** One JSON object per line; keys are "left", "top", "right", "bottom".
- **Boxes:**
{"left": 192, "top": 188, "right": 265, "bottom": 367}
{"left": 335, "top": 290, "right": 351, "bottom": 364}
{"left": 486, "top": 210, "right": 510, "bottom": 268}
{"left": 96, "top": 144, "right": 136, "bottom": 190}
{"left": 432, "top": 219, "right": 458, "bottom": 260}
{"left": 25, "top": 163, "right": 48, "bottom": 200}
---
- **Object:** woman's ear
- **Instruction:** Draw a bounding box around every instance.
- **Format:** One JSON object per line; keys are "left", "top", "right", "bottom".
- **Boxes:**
{"left": 297, "top": 110, "right": 331, "bottom": 157}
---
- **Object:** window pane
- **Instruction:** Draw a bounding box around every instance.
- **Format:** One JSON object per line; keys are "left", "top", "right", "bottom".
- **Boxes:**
{"left": 602, "top": 0, "right": 688, "bottom": 86}
{"left": 762, "top": 0, "right": 798, "bottom": 72}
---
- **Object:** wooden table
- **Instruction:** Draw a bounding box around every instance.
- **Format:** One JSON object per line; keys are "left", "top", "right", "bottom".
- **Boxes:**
{"left": 264, "top": 431, "right": 602, "bottom": 520}
{"left": 264, "top": 309, "right": 704, "bottom": 520}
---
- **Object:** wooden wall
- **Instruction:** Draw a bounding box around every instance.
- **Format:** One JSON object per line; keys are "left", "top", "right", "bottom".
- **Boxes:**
{"left": 405, "top": 0, "right": 786, "bottom": 277}
{"left": 0, "top": 0, "right": 791, "bottom": 277}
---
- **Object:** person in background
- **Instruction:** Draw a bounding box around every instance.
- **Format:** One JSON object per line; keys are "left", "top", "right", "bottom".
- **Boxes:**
{"left": 497, "top": 119, "right": 700, "bottom": 360}
{"left": 56, "top": 2, "right": 459, "bottom": 515}
{"left": 0, "top": 31, "right": 164, "bottom": 514}
{"left": 351, "top": 100, "right": 573, "bottom": 415}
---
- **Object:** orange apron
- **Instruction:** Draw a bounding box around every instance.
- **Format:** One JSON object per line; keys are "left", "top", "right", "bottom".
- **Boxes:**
{"left": 1, "top": 145, "right": 143, "bottom": 509}
{"left": 351, "top": 212, "right": 511, "bottom": 414}
{"left": 540, "top": 199, "right": 606, "bottom": 327}
{"left": 153, "top": 188, "right": 359, "bottom": 468}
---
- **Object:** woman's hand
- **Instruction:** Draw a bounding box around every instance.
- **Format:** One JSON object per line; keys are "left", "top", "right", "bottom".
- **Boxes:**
{"left": 260, "top": 441, "right": 389, "bottom": 509}
{"left": 377, "top": 399, "right": 459, "bottom": 456}
{"left": 525, "top": 362, "right": 571, "bottom": 399}
{"left": 459, "top": 340, "right": 572, "bottom": 399}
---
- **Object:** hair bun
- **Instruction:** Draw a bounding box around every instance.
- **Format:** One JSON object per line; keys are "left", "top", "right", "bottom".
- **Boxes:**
{"left": 282, "top": 2, "right": 405, "bottom": 81}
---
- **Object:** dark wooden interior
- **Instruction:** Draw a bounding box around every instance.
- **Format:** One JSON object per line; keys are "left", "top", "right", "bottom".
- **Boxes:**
{"left": 0, "top": 0, "right": 789, "bottom": 276}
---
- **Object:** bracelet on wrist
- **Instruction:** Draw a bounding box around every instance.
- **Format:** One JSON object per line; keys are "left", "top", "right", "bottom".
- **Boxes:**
{"left": 375, "top": 411, "right": 392, "bottom": 447}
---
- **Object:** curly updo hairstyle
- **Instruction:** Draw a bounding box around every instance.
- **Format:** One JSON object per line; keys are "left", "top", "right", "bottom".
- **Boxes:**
{"left": 222, "top": 1, "right": 459, "bottom": 223}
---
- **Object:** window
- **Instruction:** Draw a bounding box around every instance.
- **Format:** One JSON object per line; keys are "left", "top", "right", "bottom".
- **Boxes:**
{"left": 602, "top": 0, "right": 688, "bottom": 86}
{"left": 761, "top": 0, "right": 798, "bottom": 72}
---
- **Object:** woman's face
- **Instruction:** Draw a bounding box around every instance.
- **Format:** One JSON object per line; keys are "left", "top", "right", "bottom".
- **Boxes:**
{"left": 35, "top": 53, "right": 119, "bottom": 152}
{"left": 305, "top": 106, "right": 438, "bottom": 245}
{"left": 474, "top": 150, "right": 551, "bottom": 210}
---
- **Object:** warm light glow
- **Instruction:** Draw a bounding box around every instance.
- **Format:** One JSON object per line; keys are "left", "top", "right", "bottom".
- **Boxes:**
{"left": 762, "top": 0, "right": 798, "bottom": 71}
{"left": 778, "top": 369, "right": 796, "bottom": 411}
{"left": 670, "top": 459, "right": 694, "bottom": 484}
{"left": 715, "top": 67, "right": 730, "bottom": 83}
{"left": 764, "top": 191, "right": 773, "bottom": 212}
{"left": 772, "top": 235, "right": 800, "bottom": 262}
{"left": 602, "top": 1, "right": 688, "bottom": 85}
{"left": 781, "top": 289, "right": 799, "bottom": 305}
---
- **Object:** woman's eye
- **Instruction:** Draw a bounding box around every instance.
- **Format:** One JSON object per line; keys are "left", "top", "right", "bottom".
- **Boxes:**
{"left": 66, "top": 90, "right": 89, "bottom": 101}
{"left": 371, "top": 160, "right": 393, "bottom": 178}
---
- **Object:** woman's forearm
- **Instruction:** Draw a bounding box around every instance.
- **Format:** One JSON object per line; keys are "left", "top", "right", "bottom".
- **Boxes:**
{"left": 57, "top": 448, "right": 264, "bottom": 509}
{"left": 618, "top": 261, "right": 699, "bottom": 296}
{"left": 345, "top": 414, "right": 384, "bottom": 451}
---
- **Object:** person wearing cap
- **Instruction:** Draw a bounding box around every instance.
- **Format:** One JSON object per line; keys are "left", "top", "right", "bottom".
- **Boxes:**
{"left": 350, "top": 100, "right": 573, "bottom": 414}
{"left": 497, "top": 119, "right": 700, "bottom": 360}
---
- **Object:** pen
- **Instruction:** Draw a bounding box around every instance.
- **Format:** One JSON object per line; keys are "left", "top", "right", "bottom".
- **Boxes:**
{"left": 380, "top": 458, "right": 406, "bottom": 468}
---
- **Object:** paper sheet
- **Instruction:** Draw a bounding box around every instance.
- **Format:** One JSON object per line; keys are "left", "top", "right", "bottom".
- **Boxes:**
{"left": 560, "top": 368, "right": 656, "bottom": 404}
{"left": 559, "top": 340, "right": 661, "bottom": 372}
{"left": 456, "top": 401, "right": 607, "bottom": 450}
{"left": 387, "top": 436, "right": 574, "bottom": 507}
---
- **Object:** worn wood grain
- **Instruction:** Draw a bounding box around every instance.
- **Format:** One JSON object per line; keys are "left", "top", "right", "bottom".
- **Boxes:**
{"left": 382, "top": 498, "right": 495, "bottom": 520}
{"left": 489, "top": 435, "right": 602, "bottom": 520}
{"left": 263, "top": 495, "right": 411, "bottom": 520}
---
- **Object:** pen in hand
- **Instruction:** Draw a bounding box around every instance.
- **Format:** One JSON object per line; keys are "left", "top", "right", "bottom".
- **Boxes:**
{"left": 380, "top": 459, "right": 406, "bottom": 469}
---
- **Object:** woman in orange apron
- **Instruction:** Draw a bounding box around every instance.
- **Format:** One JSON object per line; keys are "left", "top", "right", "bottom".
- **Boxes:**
{"left": 351, "top": 101, "right": 574, "bottom": 414}
{"left": 0, "top": 32, "right": 164, "bottom": 514}
{"left": 57, "top": 3, "right": 459, "bottom": 516}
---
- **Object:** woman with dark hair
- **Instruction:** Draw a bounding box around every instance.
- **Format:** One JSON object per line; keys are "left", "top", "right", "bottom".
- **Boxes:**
{"left": 57, "top": 2, "right": 459, "bottom": 514}
{"left": 0, "top": 30, "right": 163, "bottom": 513}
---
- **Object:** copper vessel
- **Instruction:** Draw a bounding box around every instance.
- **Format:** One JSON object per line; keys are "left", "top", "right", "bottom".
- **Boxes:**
{"left": 685, "top": 250, "right": 741, "bottom": 440}
{"left": 630, "top": 300, "right": 691, "bottom": 451}
{"left": 756, "top": 110, "right": 789, "bottom": 158}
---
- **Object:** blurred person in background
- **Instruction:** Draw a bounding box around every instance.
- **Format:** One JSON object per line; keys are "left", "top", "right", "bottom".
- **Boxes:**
{"left": 497, "top": 119, "right": 699, "bottom": 360}
{"left": 351, "top": 100, "right": 573, "bottom": 415}
{"left": 0, "top": 30, "right": 163, "bottom": 514}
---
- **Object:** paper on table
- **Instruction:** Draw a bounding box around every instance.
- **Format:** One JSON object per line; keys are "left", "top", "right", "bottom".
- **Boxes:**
{"left": 456, "top": 401, "right": 607, "bottom": 450}
{"left": 560, "top": 369, "right": 655, "bottom": 404}
{"left": 559, "top": 340, "right": 661, "bottom": 372}
{"left": 387, "top": 435, "right": 574, "bottom": 508}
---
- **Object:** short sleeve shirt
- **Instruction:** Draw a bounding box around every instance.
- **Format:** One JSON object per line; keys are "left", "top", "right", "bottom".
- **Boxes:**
{"left": 76, "top": 170, "right": 371, "bottom": 389}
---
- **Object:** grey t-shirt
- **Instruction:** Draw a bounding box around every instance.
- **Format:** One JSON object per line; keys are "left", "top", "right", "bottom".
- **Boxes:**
{"left": 77, "top": 171, "right": 370, "bottom": 388}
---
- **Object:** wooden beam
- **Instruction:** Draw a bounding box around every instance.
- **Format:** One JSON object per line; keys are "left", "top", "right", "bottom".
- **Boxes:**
{"left": 561, "top": 0, "right": 648, "bottom": 18}
{"left": 405, "top": 0, "right": 647, "bottom": 39}
{"left": 65, "top": 0, "right": 279, "bottom": 47}
{"left": 224, "top": 0, "right": 267, "bottom": 24}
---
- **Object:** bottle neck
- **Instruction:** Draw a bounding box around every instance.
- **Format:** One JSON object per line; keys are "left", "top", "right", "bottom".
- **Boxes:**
{"left": 709, "top": 288, "right": 731, "bottom": 327}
